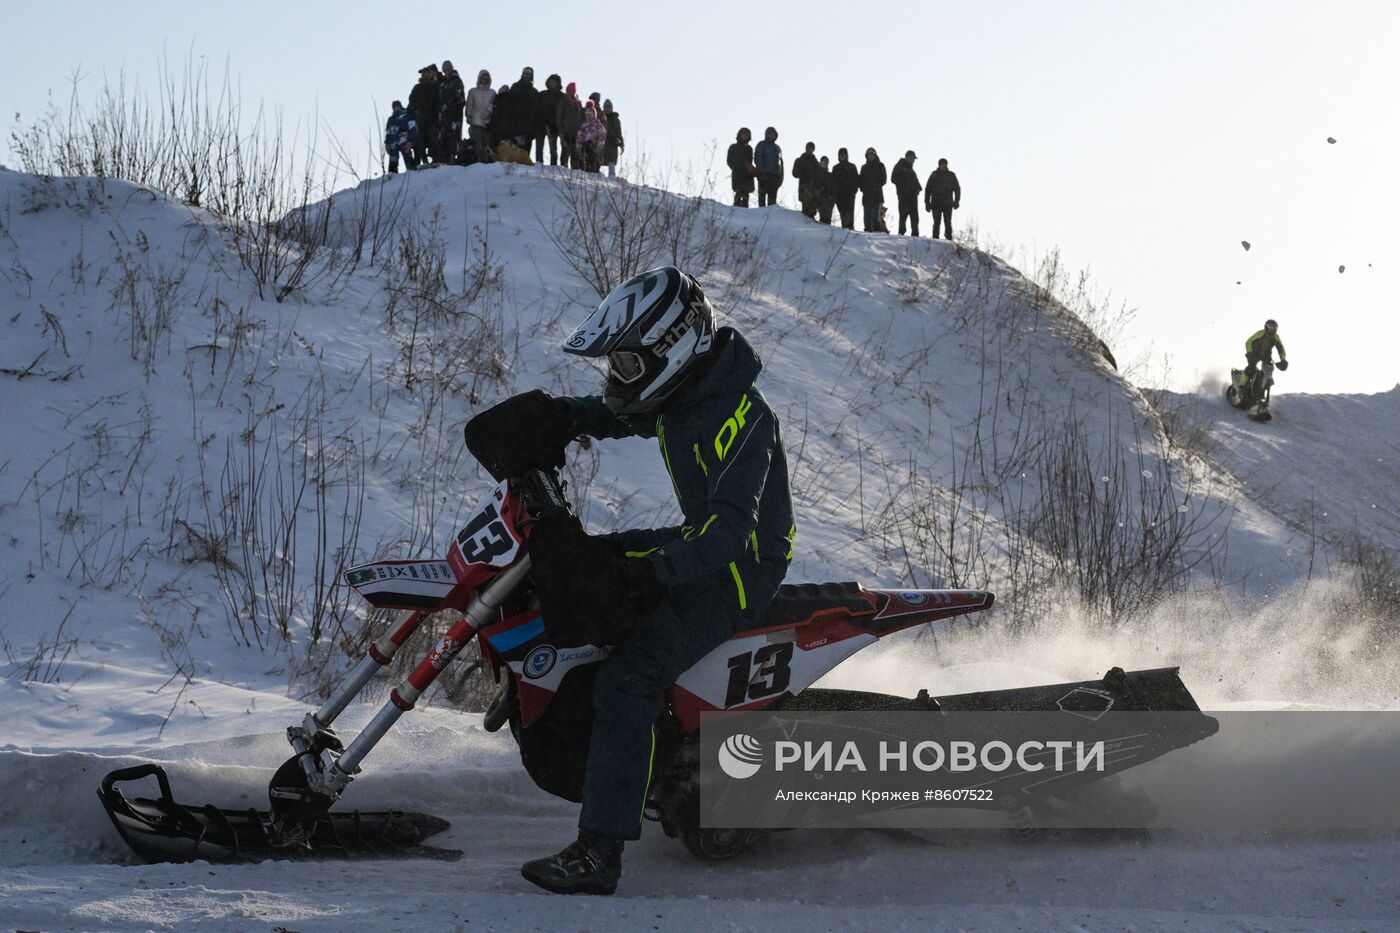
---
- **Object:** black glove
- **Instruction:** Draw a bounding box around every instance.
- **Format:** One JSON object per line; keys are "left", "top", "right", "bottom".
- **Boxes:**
{"left": 528, "top": 511, "right": 667, "bottom": 646}
{"left": 1277, "top": 360, "right": 1288, "bottom": 371}
{"left": 464, "top": 390, "right": 578, "bottom": 481}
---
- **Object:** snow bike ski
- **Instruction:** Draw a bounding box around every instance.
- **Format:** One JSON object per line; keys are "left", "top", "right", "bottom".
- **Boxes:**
{"left": 100, "top": 467, "right": 1218, "bottom": 864}
{"left": 1226, "top": 362, "right": 1278, "bottom": 422}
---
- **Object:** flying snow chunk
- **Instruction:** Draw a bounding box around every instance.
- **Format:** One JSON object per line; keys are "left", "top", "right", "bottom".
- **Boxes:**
{"left": 1241, "top": 241, "right": 1251, "bottom": 251}
{"left": 1339, "top": 265, "right": 1346, "bottom": 273}
{"left": 1327, "top": 137, "right": 1337, "bottom": 144}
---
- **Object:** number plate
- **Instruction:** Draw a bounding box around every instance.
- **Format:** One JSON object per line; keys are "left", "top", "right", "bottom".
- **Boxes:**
{"left": 447, "top": 480, "right": 523, "bottom": 575}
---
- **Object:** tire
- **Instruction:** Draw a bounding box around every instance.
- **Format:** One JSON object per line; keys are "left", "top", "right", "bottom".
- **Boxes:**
{"left": 482, "top": 688, "right": 510, "bottom": 733}
{"left": 680, "top": 826, "right": 762, "bottom": 860}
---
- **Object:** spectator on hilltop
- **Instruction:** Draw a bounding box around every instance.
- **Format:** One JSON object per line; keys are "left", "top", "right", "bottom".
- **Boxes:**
{"left": 384, "top": 100, "right": 419, "bottom": 174}
{"left": 490, "top": 85, "right": 535, "bottom": 164}
{"left": 557, "top": 82, "right": 584, "bottom": 169}
{"left": 578, "top": 100, "right": 607, "bottom": 173}
{"left": 831, "top": 148, "right": 859, "bottom": 230}
{"left": 792, "top": 141, "right": 820, "bottom": 219}
{"left": 727, "top": 127, "right": 756, "bottom": 207}
{"left": 489, "top": 83, "right": 515, "bottom": 147}
{"left": 924, "top": 157, "right": 961, "bottom": 240}
{"left": 408, "top": 65, "right": 439, "bottom": 165}
{"left": 602, "top": 99, "right": 624, "bottom": 178}
{"left": 858, "top": 148, "right": 886, "bottom": 233}
{"left": 537, "top": 74, "right": 564, "bottom": 165}
{"left": 513, "top": 67, "right": 542, "bottom": 159}
{"left": 754, "top": 127, "right": 783, "bottom": 208}
{"left": 466, "top": 70, "right": 497, "bottom": 163}
{"left": 815, "top": 155, "right": 835, "bottom": 225}
{"left": 437, "top": 61, "right": 466, "bottom": 162}
{"left": 891, "top": 150, "right": 921, "bottom": 236}
{"left": 501, "top": 83, "right": 538, "bottom": 153}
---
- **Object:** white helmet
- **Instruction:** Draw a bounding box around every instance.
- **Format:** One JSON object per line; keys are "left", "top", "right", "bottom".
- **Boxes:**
{"left": 563, "top": 267, "right": 716, "bottom": 416}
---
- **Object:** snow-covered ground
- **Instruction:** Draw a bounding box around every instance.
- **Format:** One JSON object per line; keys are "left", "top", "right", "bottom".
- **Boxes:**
{"left": 1, "top": 162, "right": 1396, "bottom": 930}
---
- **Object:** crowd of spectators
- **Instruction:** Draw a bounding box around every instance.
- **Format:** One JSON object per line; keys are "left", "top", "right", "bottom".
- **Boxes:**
{"left": 383, "top": 62, "right": 624, "bottom": 176}
{"left": 386, "top": 81, "right": 964, "bottom": 239}
{"left": 727, "top": 128, "right": 962, "bottom": 238}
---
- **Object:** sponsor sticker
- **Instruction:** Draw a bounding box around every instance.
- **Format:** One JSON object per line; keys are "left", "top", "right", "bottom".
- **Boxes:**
{"left": 524, "top": 645, "right": 558, "bottom": 679}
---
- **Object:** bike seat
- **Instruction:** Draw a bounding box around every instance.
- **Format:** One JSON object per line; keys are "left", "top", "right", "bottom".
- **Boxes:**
{"left": 743, "top": 581, "right": 874, "bottom": 634}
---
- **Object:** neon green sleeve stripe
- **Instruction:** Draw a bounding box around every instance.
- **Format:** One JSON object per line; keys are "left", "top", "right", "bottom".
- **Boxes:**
{"left": 639, "top": 724, "right": 657, "bottom": 822}
{"left": 657, "top": 417, "right": 683, "bottom": 505}
{"left": 624, "top": 547, "right": 661, "bottom": 558}
{"left": 729, "top": 561, "right": 748, "bottom": 610}
{"left": 682, "top": 514, "right": 719, "bottom": 541}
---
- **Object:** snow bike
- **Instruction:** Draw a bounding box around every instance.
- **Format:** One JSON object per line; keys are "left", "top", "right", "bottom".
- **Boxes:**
{"left": 100, "top": 468, "right": 1218, "bottom": 864}
{"left": 1226, "top": 361, "right": 1279, "bottom": 422}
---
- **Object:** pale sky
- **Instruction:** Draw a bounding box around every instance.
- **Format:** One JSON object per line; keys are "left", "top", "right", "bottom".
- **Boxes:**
{"left": 4, "top": 0, "right": 1397, "bottom": 395}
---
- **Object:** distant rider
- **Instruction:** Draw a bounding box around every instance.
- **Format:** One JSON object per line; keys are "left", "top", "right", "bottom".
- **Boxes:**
{"left": 1245, "top": 319, "right": 1288, "bottom": 388}
{"left": 464, "top": 266, "right": 796, "bottom": 896}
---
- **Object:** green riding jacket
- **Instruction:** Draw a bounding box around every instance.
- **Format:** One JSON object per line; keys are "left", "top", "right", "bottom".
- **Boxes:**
{"left": 1245, "top": 329, "right": 1287, "bottom": 362}
{"left": 560, "top": 328, "right": 795, "bottom": 609}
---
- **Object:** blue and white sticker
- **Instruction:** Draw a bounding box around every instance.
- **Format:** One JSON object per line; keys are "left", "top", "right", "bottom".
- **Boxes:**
{"left": 524, "top": 645, "right": 558, "bottom": 679}
{"left": 898, "top": 591, "right": 928, "bottom": 606}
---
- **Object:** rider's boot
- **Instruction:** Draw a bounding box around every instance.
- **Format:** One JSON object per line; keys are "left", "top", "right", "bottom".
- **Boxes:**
{"left": 520, "top": 831, "right": 624, "bottom": 895}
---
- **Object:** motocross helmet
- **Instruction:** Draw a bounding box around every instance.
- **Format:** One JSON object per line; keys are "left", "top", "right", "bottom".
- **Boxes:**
{"left": 1265, "top": 319, "right": 1278, "bottom": 333}
{"left": 562, "top": 266, "right": 716, "bottom": 416}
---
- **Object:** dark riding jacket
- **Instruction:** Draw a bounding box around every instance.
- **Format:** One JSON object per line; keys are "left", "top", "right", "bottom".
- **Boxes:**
{"left": 561, "top": 328, "right": 795, "bottom": 610}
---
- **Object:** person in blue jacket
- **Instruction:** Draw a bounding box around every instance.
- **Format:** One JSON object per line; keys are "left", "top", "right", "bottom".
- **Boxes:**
{"left": 754, "top": 126, "right": 784, "bottom": 207}
{"left": 464, "top": 267, "right": 795, "bottom": 895}
{"left": 383, "top": 100, "right": 419, "bottom": 174}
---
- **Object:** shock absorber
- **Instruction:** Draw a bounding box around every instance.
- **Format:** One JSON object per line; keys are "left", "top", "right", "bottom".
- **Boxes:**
{"left": 318, "top": 556, "right": 533, "bottom": 797}
{"left": 286, "top": 607, "right": 437, "bottom": 784}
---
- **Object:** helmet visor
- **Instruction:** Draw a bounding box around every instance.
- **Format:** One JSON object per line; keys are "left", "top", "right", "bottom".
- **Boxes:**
{"left": 608, "top": 349, "right": 647, "bottom": 385}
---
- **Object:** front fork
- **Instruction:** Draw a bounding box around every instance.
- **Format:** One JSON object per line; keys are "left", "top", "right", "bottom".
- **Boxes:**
{"left": 290, "top": 556, "right": 532, "bottom": 803}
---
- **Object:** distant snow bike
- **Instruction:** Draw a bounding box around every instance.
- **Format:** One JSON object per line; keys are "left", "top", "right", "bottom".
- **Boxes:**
{"left": 1226, "top": 360, "right": 1285, "bottom": 422}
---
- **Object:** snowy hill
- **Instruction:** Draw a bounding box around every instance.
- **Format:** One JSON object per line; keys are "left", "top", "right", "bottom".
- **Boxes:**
{"left": 1, "top": 163, "right": 1397, "bottom": 930}
{"left": 1158, "top": 383, "right": 1400, "bottom": 552}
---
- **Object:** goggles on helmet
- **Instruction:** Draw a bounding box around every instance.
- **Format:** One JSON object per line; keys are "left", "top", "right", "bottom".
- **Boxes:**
{"left": 608, "top": 349, "right": 647, "bottom": 385}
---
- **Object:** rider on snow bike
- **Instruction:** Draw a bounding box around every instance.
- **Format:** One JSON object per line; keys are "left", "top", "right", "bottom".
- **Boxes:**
{"left": 465, "top": 266, "right": 796, "bottom": 895}
{"left": 1245, "top": 318, "right": 1289, "bottom": 389}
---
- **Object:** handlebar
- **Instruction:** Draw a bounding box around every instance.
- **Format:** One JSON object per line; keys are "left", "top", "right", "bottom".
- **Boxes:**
{"left": 515, "top": 468, "right": 572, "bottom": 520}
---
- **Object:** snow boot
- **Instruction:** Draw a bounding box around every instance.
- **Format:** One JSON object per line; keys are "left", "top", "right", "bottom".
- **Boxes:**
{"left": 520, "top": 836, "right": 623, "bottom": 895}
